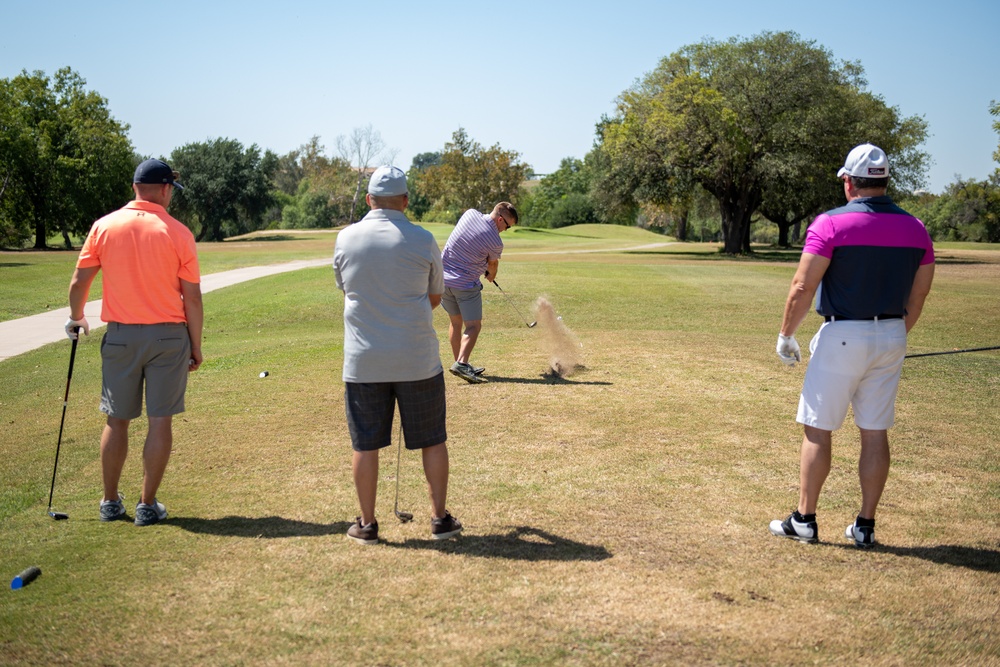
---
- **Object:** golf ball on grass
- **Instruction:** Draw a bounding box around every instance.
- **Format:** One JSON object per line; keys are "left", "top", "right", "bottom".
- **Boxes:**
{"left": 259, "top": 371, "right": 269, "bottom": 378}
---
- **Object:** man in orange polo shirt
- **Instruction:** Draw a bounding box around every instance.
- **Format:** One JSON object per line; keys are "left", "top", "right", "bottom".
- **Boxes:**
{"left": 66, "top": 158, "right": 203, "bottom": 526}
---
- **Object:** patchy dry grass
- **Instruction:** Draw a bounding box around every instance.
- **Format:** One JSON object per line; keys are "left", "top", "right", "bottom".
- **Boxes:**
{"left": 0, "top": 231, "right": 997, "bottom": 665}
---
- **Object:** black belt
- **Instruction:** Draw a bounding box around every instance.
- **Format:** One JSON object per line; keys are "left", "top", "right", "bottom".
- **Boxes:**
{"left": 824, "top": 314, "right": 903, "bottom": 322}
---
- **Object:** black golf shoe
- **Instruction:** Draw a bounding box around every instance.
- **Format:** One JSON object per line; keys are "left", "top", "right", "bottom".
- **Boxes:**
{"left": 347, "top": 517, "right": 379, "bottom": 545}
{"left": 431, "top": 512, "right": 463, "bottom": 540}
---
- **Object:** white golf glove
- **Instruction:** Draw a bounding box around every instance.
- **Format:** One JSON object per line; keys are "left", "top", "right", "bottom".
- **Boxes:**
{"left": 776, "top": 333, "right": 801, "bottom": 366}
{"left": 64, "top": 317, "right": 90, "bottom": 340}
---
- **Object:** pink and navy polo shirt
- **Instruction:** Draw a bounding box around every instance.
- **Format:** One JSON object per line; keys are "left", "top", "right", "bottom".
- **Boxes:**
{"left": 803, "top": 196, "right": 934, "bottom": 319}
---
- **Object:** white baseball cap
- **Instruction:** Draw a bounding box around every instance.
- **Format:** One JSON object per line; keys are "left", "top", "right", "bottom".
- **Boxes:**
{"left": 837, "top": 143, "right": 889, "bottom": 179}
{"left": 367, "top": 166, "right": 408, "bottom": 196}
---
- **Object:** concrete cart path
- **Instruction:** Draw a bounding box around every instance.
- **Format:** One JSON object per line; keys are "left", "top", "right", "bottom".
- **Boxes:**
{"left": 0, "top": 258, "right": 331, "bottom": 362}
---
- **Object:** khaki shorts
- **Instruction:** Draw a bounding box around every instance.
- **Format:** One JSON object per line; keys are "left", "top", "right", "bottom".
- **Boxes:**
{"left": 100, "top": 322, "right": 191, "bottom": 419}
{"left": 441, "top": 285, "right": 483, "bottom": 321}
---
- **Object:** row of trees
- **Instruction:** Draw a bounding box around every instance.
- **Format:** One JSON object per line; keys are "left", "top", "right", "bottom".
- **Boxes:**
{"left": 4, "top": 38, "right": 999, "bottom": 250}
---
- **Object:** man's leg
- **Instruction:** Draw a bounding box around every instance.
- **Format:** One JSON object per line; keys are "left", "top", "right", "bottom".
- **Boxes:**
{"left": 456, "top": 320, "right": 482, "bottom": 365}
{"left": 352, "top": 450, "right": 379, "bottom": 525}
{"left": 140, "top": 416, "right": 173, "bottom": 505}
{"left": 421, "top": 442, "right": 449, "bottom": 518}
{"left": 857, "top": 428, "right": 890, "bottom": 520}
{"left": 447, "top": 313, "right": 464, "bottom": 361}
{"left": 101, "top": 417, "right": 130, "bottom": 501}
{"left": 798, "top": 425, "right": 832, "bottom": 515}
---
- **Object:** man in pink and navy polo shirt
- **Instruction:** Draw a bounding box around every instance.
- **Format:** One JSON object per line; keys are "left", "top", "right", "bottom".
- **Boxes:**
{"left": 769, "top": 143, "right": 935, "bottom": 549}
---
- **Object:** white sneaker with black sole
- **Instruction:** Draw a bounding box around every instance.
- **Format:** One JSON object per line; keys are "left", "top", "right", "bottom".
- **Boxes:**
{"left": 769, "top": 512, "right": 818, "bottom": 543}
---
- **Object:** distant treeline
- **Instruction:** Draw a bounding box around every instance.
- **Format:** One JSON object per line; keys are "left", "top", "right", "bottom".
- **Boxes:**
{"left": 3, "top": 33, "right": 999, "bottom": 251}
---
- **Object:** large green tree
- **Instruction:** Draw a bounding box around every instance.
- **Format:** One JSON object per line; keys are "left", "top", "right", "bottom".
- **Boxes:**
{"left": 414, "top": 128, "right": 530, "bottom": 218}
{"left": 0, "top": 68, "right": 134, "bottom": 249}
{"left": 521, "top": 157, "right": 601, "bottom": 228}
{"left": 594, "top": 31, "right": 928, "bottom": 253}
{"left": 168, "top": 138, "right": 277, "bottom": 241}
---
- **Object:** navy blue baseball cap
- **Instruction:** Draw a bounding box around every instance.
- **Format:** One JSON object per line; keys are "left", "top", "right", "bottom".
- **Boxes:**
{"left": 134, "top": 159, "right": 184, "bottom": 189}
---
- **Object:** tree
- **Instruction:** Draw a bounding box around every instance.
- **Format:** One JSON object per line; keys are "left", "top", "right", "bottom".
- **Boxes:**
{"left": 594, "top": 31, "right": 928, "bottom": 253}
{"left": 405, "top": 151, "right": 441, "bottom": 220}
{"left": 168, "top": 138, "right": 277, "bottom": 241}
{"left": 336, "top": 125, "right": 395, "bottom": 223}
{"left": 416, "top": 128, "right": 530, "bottom": 217}
{"left": 520, "top": 157, "right": 601, "bottom": 228}
{"left": 0, "top": 68, "right": 134, "bottom": 249}
{"left": 991, "top": 100, "right": 1000, "bottom": 167}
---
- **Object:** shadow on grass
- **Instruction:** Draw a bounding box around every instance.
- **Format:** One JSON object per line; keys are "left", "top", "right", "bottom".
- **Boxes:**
{"left": 384, "top": 526, "right": 612, "bottom": 562}
{"left": 224, "top": 234, "right": 300, "bottom": 243}
{"left": 169, "top": 515, "right": 352, "bottom": 538}
{"left": 0, "top": 262, "right": 31, "bottom": 268}
{"left": 829, "top": 541, "right": 1000, "bottom": 572}
{"left": 485, "top": 373, "right": 612, "bottom": 386}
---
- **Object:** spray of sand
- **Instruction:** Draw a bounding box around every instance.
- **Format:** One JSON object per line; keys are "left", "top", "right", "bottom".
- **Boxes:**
{"left": 534, "top": 297, "right": 583, "bottom": 378}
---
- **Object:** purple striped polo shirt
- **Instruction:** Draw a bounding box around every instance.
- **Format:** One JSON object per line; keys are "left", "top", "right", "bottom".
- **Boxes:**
{"left": 441, "top": 209, "right": 504, "bottom": 289}
{"left": 804, "top": 196, "right": 934, "bottom": 320}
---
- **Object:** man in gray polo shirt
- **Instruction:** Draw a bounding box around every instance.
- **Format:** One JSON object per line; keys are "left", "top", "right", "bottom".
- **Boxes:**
{"left": 333, "top": 166, "right": 462, "bottom": 544}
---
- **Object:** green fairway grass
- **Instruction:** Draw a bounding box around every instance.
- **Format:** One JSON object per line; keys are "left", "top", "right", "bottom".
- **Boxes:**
{"left": 1, "top": 227, "right": 997, "bottom": 665}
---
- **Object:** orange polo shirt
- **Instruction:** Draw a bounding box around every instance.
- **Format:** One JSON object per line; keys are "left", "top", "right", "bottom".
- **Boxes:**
{"left": 76, "top": 200, "right": 200, "bottom": 324}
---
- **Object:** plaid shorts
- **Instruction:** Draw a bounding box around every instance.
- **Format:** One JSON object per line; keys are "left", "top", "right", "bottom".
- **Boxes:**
{"left": 345, "top": 372, "right": 447, "bottom": 451}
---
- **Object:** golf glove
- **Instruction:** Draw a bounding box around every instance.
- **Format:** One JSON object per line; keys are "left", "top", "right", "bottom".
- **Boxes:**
{"left": 776, "top": 333, "right": 801, "bottom": 366}
{"left": 65, "top": 317, "right": 89, "bottom": 340}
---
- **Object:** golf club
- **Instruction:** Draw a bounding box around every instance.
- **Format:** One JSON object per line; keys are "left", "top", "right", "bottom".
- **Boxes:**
{"left": 905, "top": 345, "right": 1000, "bottom": 359}
{"left": 47, "top": 328, "right": 79, "bottom": 521}
{"left": 393, "top": 421, "right": 413, "bottom": 523}
{"left": 491, "top": 280, "right": 536, "bottom": 328}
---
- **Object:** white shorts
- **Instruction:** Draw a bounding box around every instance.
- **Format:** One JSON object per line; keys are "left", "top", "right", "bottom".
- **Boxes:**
{"left": 797, "top": 319, "right": 907, "bottom": 431}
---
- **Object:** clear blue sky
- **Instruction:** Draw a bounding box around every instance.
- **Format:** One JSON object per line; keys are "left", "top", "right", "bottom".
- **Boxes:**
{"left": 3, "top": 0, "right": 997, "bottom": 194}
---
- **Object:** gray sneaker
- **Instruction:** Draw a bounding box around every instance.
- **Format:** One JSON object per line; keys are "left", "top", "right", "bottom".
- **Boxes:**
{"left": 431, "top": 512, "right": 463, "bottom": 540}
{"left": 100, "top": 493, "right": 126, "bottom": 522}
{"left": 347, "top": 517, "right": 379, "bottom": 545}
{"left": 134, "top": 499, "right": 167, "bottom": 526}
{"left": 450, "top": 362, "right": 488, "bottom": 384}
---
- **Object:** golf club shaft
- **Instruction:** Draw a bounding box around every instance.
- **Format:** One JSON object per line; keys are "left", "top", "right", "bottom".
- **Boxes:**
{"left": 393, "top": 420, "right": 411, "bottom": 522}
{"left": 48, "top": 333, "right": 79, "bottom": 512}
{"left": 492, "top": 280, "right": 535, "bottom": 328}
{"left": 905, "top": 345, "right": 1000, "bottom": 359}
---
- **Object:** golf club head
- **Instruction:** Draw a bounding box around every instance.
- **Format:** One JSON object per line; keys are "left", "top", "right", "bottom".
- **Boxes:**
{"left": 394, "top": 509, "right": 413, "bottom": 523}
{"left": 528, "top": 321, "right": 537, "bottom": 328}
{"left": 48, "top": 511, "right": 69, "bottom": 520}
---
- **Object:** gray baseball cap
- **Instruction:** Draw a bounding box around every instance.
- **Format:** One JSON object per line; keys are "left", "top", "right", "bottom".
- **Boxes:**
{"left": 368, "top": 166, "right": 408, "bottom": 196}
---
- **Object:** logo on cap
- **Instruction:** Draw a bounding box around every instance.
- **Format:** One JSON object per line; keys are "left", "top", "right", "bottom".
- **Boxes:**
{"left": 867, "top": 167, "right": 886, "bottom": 176}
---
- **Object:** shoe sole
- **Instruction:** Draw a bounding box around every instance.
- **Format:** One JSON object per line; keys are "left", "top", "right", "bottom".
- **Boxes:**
{"left": 770, "top": 531, "right": 818, "bottom": 544}
{"left": 135, "top": 508, "right": 167, "bottom": 526}
{"left": 769, "top": 523, "right": 818, "bottom": 544}
{"left": 346, "top": 534, "right": 379, "bottom": 545}
{"left": 845, "top": 527, "right": 875, "bottom": 549}
{"left": 431, "top": 527, "right": 463, "bottom": 540}
{"left": 449, "top": 367, "right": 487, "bottom": 384}
{"left": 100, "top": 511, "right": 127, "bottom": 522}
{"left": 135, "top": 516, "right": 165, "bottom": 526}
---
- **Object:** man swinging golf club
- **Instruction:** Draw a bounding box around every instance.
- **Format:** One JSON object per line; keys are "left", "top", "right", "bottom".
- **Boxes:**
{"left": 333, "top": 166, "right": 462, "bottom": 544}
{"left": 770, "top": 143, "right": 935, "bottom": 549}
{"left": 440, "top": 202, "right": 518, "bottom": 383}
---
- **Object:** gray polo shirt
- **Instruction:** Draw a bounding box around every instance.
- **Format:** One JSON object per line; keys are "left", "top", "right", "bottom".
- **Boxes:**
{"left": 333, "top": 208, "right": 444, "bottom": 383}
